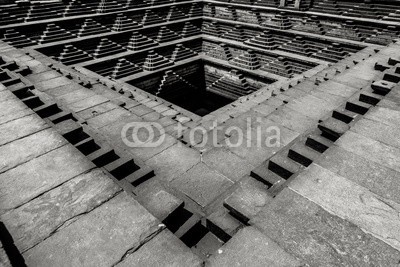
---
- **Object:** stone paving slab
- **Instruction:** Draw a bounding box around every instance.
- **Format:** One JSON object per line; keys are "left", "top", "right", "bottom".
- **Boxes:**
{"left": 286, "top": 94, "right": 338, "bottom": 120}
{"left": 0, "top": 90, "right": 16, "bottom": 103}
{"left": 268, "top": 106, "right": 317, "bottom": 134}
{"left": 0, "top": 98, "right": 32, "bottom": 120}
{"left": 35, "top": 76, "right": 73, "bottom": 91}
{"left": 23, "top": 193, "right": 162, "bottom": 267}
{"left": 76, "top": 102, "right": 116, "bottom": 120}
{"left": 252, "top": 188, "right": 400, "bottom": 266}
{"left": 116, "top": 229, "right": 202, "bottom": 267}
{"left": 25, "top": 70, "right": 62, "bottom": 84}
{"left": 68, "top": 95, "right": 109, "bottom": 113}
{"left": 0, "top": 129, "right": 67, "bottom": 174}
{"left": 290, "top": 164, "right": 400, "bottom": 252}
{"left": 336, "top": 130, "right": 400, "bottom": 173}
{"left": 171, "top": 163, "right": 233, "bottom": 207}
{"left": 1, "top": 169, "right": 121, "bottom": 252}
{"left": 203, "top": 148, "right": 255, "bottom": 182}
{"left": 207, "top": 226, "right": 301, "bottom": 267}
{"left": 0, "top": 144, "right": 94, "bottom": 213}
{"left": 87, "top": 108, "right": 133, "bottom": 129}
{"left": 57, "top": 88, "right": 96, "bottom": 105}
{"left": 44, "top": 83, "right": 84, "bottom": 97}
{"left": 365, "top": 106, "right": 400, "bottom": 127}
{"left": 146, "top": 143, "right": 200, "bottom": 182}
{"left": 0, "top": 114, "right": 48, "bottom": 146}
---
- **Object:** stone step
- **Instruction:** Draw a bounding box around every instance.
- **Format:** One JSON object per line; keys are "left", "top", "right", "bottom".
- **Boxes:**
{"left": 332, "top": 108, "right": 358, "bottom": 123}
{"left": 288, "top": 142, "right": 321, "bottom": 167}
{"left": 318, "top": 117, "right": 350, "bottom": 141}
{"left": 174, "top": 214, "right": 201, "bottom": 239}
{"left": 305, "top": 133, "right": 334, "bottom": 153}
{"left": 359, "top": 91, "right": 384, "bottom": 105}
{"left": 251, "top": 162, "right": 284, "bottom": 188}
{"left": 125, "top": 167, "right": 154, "bottom": 187}
{"left": 345, "top": 99, "right": 372, "bottom": 115}
{"left": 48, "top": 110, "right": 75, "bottom": 124}
{"left": 33, "top": 103, "right": 61, "bottom": 119}
{"left": 371, "top": 80, "right": 396, "bottom": 95}
{"left": 75, "top": 137, "right": 99, "bottom": 156}
{"left": 206, "top": 208, "right": 243, "bottom": 243}
{"left": 87, "top": 147, "right": 118, "bottom": 167}
{"left": 269, "top": 153, "right": 302, "bottom": 179}
{"left": 103, "top": 157, "right": 139, "bottom": 180}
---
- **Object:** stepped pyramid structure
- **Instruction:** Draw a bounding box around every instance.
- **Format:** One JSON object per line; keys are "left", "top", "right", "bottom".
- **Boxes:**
{"left": 188, "top": 3, "right": 203, "bottom": 17}
{"left": 78, "top": 18, "right": 109, "bottom": 37}
{"left": 96, "top": 0, "right": 125, "bottom": 13}
{"left": 171, "top": 44, "right": 198, "bottom": 62}
{"left": 112, "top": 13, "right": 142, "bottom": 32}
{"left": 312, "top": 43, "right": 348, "bottom": 62}
{"left": 58, "top": 44, "right": 93, "bottom": 65}
{"left": 230, "top": 50, "right": 261, "bottom": 70}
{"left": 38, "top": 24, "right": 75, "bottom": 44}
{"left": 245, "top": 30, "right": 278, "bottom": 50}
{"left": 181, "top": 22, "right": 201, "bottom": 37}
{"left": 367, "top": 26, "right": 398, "bottom": 45}
{"left": 141, "top": 10, "right": 165, "bottom": 26}
{"left": 206, "top": 43, "right": 233, "bottom": 61}
{"left": 166, "top": 6, "right": 187, "bottom": 21}
{"left": 110, "top": 58, "right": 141, "bottom": 79}
{"left": 222, "top": 26, "right": 247, "bottom": 42}
{"left": 142, "top": 50, "right": 174, "bottom": 71}
{"left": 202, "top": 22, "right": 222, "bottom": 37}
{"left": 269, "top": 12, "right": 292, "bottom": 30}
{"left": 206, "top": 70, "right": 256, "bottom": 99}
{"left": 127, "top": 32, "right": 158, "bottom": 51}
{"left": 2, "top": 29, "right": 35, "bottom": 48}
{"left": 64, "top": 0, "right": 93, "bottom": 16}
{"left": 261, "top": 56, "right": 293, "bottom": 77}
{"left": 293, "top": 16, "right": 325, "bottom": 34}
{"left": 326, "top": 20, "right": 363, "bottom": 41}
{"left": 278, "top": 36, "right": 312, "bottom": 56}
{"left": 156, "top": 26, "right": 181, "bottom": 43}
{"left": 156, "top": 70, "right": 197, "bottom": 100}
{"left": 93, "top": 38, "right": 125, "bottom": 58}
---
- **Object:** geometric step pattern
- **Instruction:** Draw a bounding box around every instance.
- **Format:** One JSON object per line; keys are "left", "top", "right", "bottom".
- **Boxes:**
{"left": 156, "top": 70, "right": 197, "bottom": 100}
{"left": 2, "top": 29, "right": 36, "bottom": 48}
{"left": 181, "top": 22, "right": 201, "bottom": 37}
{"left": 78, "top": 18, "right": 109, "bottom": 37}
{"left": 245, "top": 30, "right": 278, "bottom": 50}
{"left": 127, "top": 32, "right": 158, "bottom": 51}
{"left": 156, "top": 26, "right": 181, "bottom": 43}
{"left": 58, "top": 44, "right": 93, "bottom": 65}
{"left": 206, "top": 43, "right": 233, "bottom": 61}
{"left": 230, "top": 50, "right": 261, "bottom": 70}
{"left": 171, "top": 44, "right": 198, "bottom": 62}
{"left": 261, "top": 56, "right": 293, "bottom": 78}
{"left": 38, "top": 23, "right": 75, "bottom": 44}
{"left": 93, "top": 38, "right": 126, "bottom": 58}
{"left": 143, "top": 50, "right": 174, "bottom": 71}
{"left": 110, "top": 58, "right": 142, "bottom": 79}
{"left": 112, "top": 13, "right": 142, "bottom": 32}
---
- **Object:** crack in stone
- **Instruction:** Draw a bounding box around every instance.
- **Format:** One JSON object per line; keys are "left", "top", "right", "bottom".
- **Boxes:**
{"left": 111, "top": 224, "right": 165, "bottom": 267}
{"left": 21, "top": 190, "right": 122, "bottom": 254}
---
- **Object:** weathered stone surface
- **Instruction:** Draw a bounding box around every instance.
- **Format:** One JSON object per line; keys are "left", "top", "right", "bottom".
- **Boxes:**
{"left": 224, "top": 177, "right": 272, "bottom": 221}
{"left": 351, "top": 118, "right": 400, "bottom": 149}
{"left": 171, "top": 163, "right": 233, "bottom": 207}
{"left": 0, "top": 129, "right": 66, "bottom": 174}
{"left": 268, "top": 106, "right": 316, "bottom": 133}
{"left": 286, "top": 95, "right": 337, "bottom": 120}
{"left": 315, "top": 80, "right": 358, "bottom": 98}
{"left": 365, "top": 106, "right": 400, "bottom": 127}
{"left": 136, "top": 178, "right": 183, "bottom": 220}
{"left": 146, "top": 143, "right": 200, "bottom": 181}
{"left": 35, "top": 76, "right": 73, "bottom": 91}
{"left": 252, "top": 188, "right": 400, "bottom": 266}
{"left": 0, "top": 114, "right": 48, "bottom": 146}
{"left": 0, "top": 144, "right": 94, "bottom": 213}
{"left": 76, "top": 102, "right": 116, "bottom": 120}
{"left": 290, "top": 164, "right": 400, "bottom": 252}
{"left": 23, "top": 193, "right": 162, "bottom": 267}
{"left": 208, "top": 226, "right": 301, "bottom": 267}
{"left": 26, "top": 70, "right": 61, "bottom": 83}
{"left": 337, "top": 131, "right": 400, "bottom": 173}
{"left": 0, "top": 243, "right": 11, "bottom": 267}
{"left": 203, "top": 148, "right": 254, "bottom": 182}
{"left": 57, "top": 89, "right": 96, "bottom": 105}
{"left": 116, "top": 230, "right": 202, "bottom": 267}
{"left": 1, "top": 169, "right": 121, "bottom": 252}
{"left": 0, "top": 99, "right": 30, "bottom": 119}
{"left": 0, "top": 108, "right": 32, "bottom": 126}
{"left": 318, "top": 145, "right": 400, "bottom": 205}
{"left": 0, "top": 90, "right": 16, "bottom": 103}
{"left": 87, "top": 108, "right": 132, "bottom": 129}
{"left": 68, "top": 95, "right": 109, "bottom": 113}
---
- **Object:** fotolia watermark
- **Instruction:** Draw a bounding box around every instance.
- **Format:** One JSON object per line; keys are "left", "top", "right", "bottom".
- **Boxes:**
{"left": 121, "top": 117, "right": 282, "bottom": 149}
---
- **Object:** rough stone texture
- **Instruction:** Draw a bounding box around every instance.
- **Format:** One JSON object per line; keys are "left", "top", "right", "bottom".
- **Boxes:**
{"left": 203, "top": 147, "right": 255, "bottom": 182}
{"left": 0, "top": 114, "right": 48, "bottom": 146}
{"left": 268, "top": 106, "right": 317, "bottom": 133}
{"left": 171, "top": 163, "right": 233, "bottom": 207}
{"left": 336, "top": 131, "right": 400, "bottom": 173}
{"left": 290, "top": 163, "right": 400, "bottom": 251}
{"left": 0, "top": 129, "right": 66, "bottom": 174}
{"left": 23, "top": 193, "right": 162, "bottom": 267}
{"left": 365, "top": 106, "right": 400, "bottom": 127}
{"left": 116, "top": 230, "right": 202, "bottom": 267}
{"left": 252, "top": 188, "right": 400, "bottom": 266}
{"left": 146, "top": 143, "right": 200, "bottom": 181}
{"left": 0, "top": 145, "right": 94, "bottom": 213}
{"left": 87, "top": 108, "right": 132, "bottom": 129}
{"left": 136, "top": 178, "right": 183, "bottom": 220}
{"left": 1, "top": 169, "right": 121, "bottom": 252}
{"left": 318, "top": 145, "right": 400, "bottom": 205}
{"left": 207, "top": 227, "right": 301, "bottom": 267}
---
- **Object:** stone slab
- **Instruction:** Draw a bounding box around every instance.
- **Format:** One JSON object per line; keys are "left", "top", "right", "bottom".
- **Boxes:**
{"left": 23, "top": 193, "right": 161, "bottom": 267}
{"left": 0, "top": 90, "right": 16, "bottom": 103}
{"left": 318, "top": 145, "right": 400, "bottom": 205}
{"left": 146, "top": 143, "right": 200, "bottom": 182}
{"left": 87, "top": 108, "right": 132, "bottom": 129}
{"left": 365, "top": 106, "right": 400, "bottom": 127}
{"left": 26, "top": 70, "right": 62, "bottom": 83}
{"left": 268, "top": 106, "right": 316, "bottom": 134}
{"left": 171, "top": 163, "right": 233, "bottom": 207}
{"left": 286, "top": 95, "right": 337, "bottom": 120}
{"left": 207, "top": 226, "right": 301, "bottom": 267}
{"left": 76, "top": 102, "right": 116, "bottom": 120}
{"left": 116, "top": 230, "right": 202, "bottom": 267}
{"left": 251, "top": 188, "right": 400, "bottom": 266}
{"left": 68, "top": 95, "right": 109, "bottom": 113}
{"left": 0, "top": 98, "right": 30, "bottom": 119}
{"left": 1, "top": 169, "right": 120, "bottom": 252}
{"left": 0, "top": 129, "right": 66, "bottom": 174}
{"left": 337, "top": 131, "right": 400, "bottom": 173}
{"left": 290, "top": 164, "right": 400, "bottom": 252}
{"left": 0, "top": 144, "right": 94, "bottom": 213}
{"left": 0, "top": 114, "right": 48, "bottom": 146}
{"left": 57, "top": 89, "right": 96, "bottom": 105}
{"left": 136, "top": 178, "right": 183, "bottom": 220}
{"left": 35, "top": 76, "right": 73, "bottom": 91}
